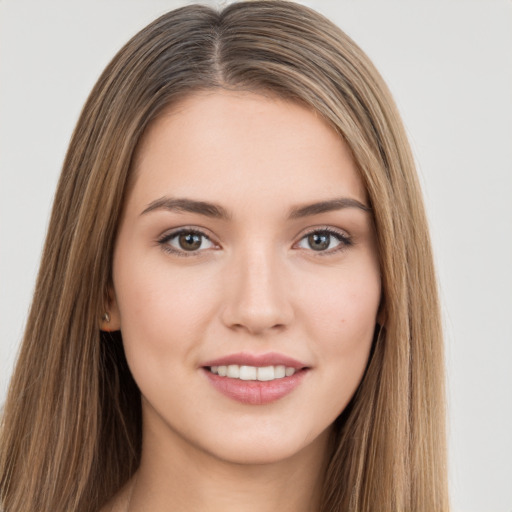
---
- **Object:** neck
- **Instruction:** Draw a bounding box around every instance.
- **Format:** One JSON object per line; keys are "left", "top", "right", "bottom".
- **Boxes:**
{"left": 127, "top": 412, "right": 331, "bottom": 512}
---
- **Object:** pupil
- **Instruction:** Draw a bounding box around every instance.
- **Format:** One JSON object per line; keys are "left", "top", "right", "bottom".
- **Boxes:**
{"left": 309, "top": 233, "right": 329, "bottom": 251}
{"left": 179, "top": 233, "right": 201, "bottom": 251}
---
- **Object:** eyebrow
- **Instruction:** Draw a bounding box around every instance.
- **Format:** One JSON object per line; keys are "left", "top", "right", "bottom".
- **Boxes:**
{"left": 288, "top": 198, "right": 371, "bottom": 218}
{"left": 141, "top": 197, "right": 231, "bottom": 219}
{"left": 140, "top": 196, "right": 370, "bottom": 219}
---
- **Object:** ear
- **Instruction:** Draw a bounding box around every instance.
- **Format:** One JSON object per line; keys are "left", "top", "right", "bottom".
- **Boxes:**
{"left": 100, "top": 286, "right": 121, "bottom": 332}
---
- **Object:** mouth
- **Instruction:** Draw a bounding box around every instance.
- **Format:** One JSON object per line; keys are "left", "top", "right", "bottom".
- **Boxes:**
{"left": 207, "top": 364, "right": 300, "bottom": 381}
{"left": 201, "top": 353, "right": 310, "bottom": 405}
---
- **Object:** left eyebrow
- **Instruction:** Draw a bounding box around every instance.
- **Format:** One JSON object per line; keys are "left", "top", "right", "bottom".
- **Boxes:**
{"left": 288, "top": 198, "right": 371, "bottom": 219}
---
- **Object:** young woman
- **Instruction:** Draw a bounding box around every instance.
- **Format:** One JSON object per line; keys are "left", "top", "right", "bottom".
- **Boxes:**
{"left": 0, "top": 2, "right": 449, "bottom": 511}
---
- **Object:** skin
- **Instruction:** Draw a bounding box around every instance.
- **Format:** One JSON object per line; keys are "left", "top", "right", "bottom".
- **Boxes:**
{"left": 103, "top": 90, "right": 381, "bottom": 512}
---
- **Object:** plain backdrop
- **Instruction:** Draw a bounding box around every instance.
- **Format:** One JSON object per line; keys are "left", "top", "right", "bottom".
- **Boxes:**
{"left": 0, "top": 1, "right": 511, "bottom": 511}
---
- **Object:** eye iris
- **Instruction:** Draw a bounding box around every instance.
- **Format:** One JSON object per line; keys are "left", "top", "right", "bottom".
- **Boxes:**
{"left": 308, "top": 232, "right": 330, "bottom": 251}
{"left": 178, "top": 232, "right": 202, "bottom": 251}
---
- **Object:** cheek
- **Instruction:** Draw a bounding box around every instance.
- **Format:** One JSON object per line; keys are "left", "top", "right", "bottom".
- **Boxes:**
{"left": 298, "top": 262, "right": 380, "bottom": 387}
{"left": 112, "top": 252, "right": 220, "bottom": 367}
{"left": 302, "top": 270, "right": 380, "bottom": 342}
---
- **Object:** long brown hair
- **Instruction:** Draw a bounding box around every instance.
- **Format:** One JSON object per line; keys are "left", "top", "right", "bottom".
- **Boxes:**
{"left": 0, "top": 2, "right": 448, "bottom": 511}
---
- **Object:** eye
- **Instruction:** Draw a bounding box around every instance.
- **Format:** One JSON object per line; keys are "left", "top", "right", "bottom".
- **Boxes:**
{"left": 158, "top": 229, "right": 215, "bottom": 255}
{"left": 296, "top": 228, "right": 352, "bottom": 253}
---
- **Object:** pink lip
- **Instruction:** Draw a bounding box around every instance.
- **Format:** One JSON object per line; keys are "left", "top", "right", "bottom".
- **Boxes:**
{"left": 202, "top": 352, "right": 308, "bottom": 369}
{"left": 203, "top": 369, "right": 308, "bottom": 405}
{"left": 201, "top": 352, "right": 310, "bottom": 406}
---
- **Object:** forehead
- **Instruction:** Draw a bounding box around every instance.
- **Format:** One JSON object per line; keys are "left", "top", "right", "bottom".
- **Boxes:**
{"left": 129, "top": 90, "right": 367, "bottom": 210}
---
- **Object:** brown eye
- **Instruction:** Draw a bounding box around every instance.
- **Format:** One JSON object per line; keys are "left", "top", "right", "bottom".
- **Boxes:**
{"left": 178, "top": 232, "right": 202, "bottom": 251}
{"left": 296, "top": 228, "right": 351, "bottom": 254}
{"left": 159, "top": 230, "right": 215, "bottom": 255}
{"left": 307, "top": 232, "right": 330, "bottom": 251}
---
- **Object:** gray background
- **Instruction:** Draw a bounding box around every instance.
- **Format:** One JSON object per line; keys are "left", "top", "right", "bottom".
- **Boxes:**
{"left": 1, "top": 1, "right": 511, "bottom": 510}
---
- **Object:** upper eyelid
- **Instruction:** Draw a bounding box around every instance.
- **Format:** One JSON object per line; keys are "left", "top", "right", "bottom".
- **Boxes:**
{"left": 295, "top": 225, "right": 351, "bottom": 241}
{"left": 158, "top": 226, "right": 217, "bottom": 242}
{"left": 158, "top": 224, "right": 349, "bottom": 238}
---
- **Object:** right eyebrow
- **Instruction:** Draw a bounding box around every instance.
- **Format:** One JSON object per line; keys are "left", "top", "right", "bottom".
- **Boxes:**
{"left": 140, "top": 197, "right": 231, "bottom": 220}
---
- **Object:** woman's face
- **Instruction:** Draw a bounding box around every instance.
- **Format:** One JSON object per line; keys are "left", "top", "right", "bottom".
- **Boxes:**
{"left": 110, "top": 90, "right": 381, "bottom": 465}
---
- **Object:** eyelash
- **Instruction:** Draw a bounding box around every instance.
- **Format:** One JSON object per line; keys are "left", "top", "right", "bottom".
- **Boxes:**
{"left": 157, "top": 226, "right": 352, "bottom": 257}
{"left": 157, "top": 228, "right": 217, "bottom": 257}
{"left": 296, "top": 227, "right": 353, "bottom": 255}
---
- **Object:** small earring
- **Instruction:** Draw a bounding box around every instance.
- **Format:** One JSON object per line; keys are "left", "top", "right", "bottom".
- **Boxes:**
{"left": 102, "top": 312, "right": 111, "bottom": 323}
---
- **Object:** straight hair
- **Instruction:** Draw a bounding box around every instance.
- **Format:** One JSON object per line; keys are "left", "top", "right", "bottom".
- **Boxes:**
{"left": 0, "top": 2, "right": 448, "bottom": 511}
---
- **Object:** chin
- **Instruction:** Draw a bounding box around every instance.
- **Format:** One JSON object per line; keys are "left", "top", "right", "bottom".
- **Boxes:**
{"left": 199, "top": 423, "right": 332, "bottom": 467}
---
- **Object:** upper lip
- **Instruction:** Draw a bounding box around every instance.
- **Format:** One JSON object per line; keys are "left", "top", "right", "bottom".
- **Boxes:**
{"left": 202, "top": 352, "right": 309, "bottom": 369}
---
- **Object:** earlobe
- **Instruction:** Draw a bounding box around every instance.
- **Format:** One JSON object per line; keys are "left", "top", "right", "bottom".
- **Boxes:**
{"left": 100, "top": 311, "right": 121, "bottom": 332}
{"left": 99, "top": 288, "right": 121, "bottom": 332}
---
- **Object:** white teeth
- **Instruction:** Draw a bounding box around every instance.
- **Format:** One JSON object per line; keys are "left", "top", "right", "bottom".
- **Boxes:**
{"left": 274, "top": 365, "right": 286, "bottom": 378}
{"left": 257, "top": 366, "right": 274, "bottom": 381}
{"left": 239, "top": 365, "right": 257, "bottom": 380}
{"left": 227, "top": 365, "right": 240, "bottom": 378}
{"left": 209, "top": 364, "right": 298, "bottom": 381}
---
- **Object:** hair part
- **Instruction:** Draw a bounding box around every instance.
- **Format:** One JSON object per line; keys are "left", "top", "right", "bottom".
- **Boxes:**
{"left": 0, "top": 2, "right": 448, "bottom": 511}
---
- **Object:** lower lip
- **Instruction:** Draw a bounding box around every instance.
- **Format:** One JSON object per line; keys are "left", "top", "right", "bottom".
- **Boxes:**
{"left": 203, "top": 368, "right": 308, "bottom": 405}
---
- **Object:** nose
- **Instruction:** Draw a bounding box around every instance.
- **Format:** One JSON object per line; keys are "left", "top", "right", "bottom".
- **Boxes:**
{"left": 220, "top": 246, "right": 294, "bottom": 336}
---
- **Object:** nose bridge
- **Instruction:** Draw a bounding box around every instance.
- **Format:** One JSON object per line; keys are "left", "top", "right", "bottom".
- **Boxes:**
{"left": 222, "top": 239, "right": 293, "bottom": 334}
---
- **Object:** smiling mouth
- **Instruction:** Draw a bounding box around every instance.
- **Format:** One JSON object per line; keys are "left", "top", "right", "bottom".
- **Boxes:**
{"left": 203, "top": 365, "right": 309, "bottom": 405}
{"left": 207, "top": 364, "right": 299, "bottom": 382}
{"left": 201, "top": 352, "right": 310, "bottom": 404}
